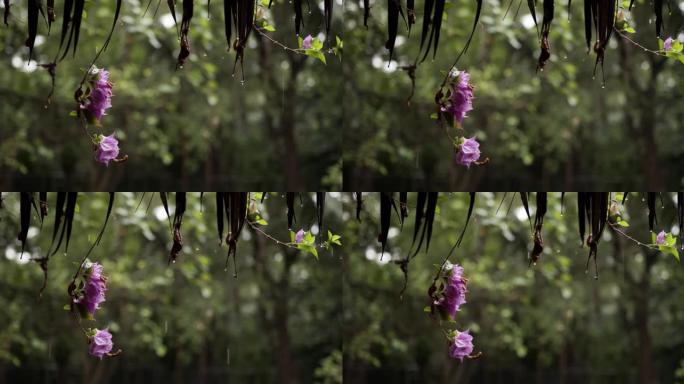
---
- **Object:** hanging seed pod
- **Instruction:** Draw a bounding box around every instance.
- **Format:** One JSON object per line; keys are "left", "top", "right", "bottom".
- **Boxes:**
{"left": 519, "top": 192, "right": 532, "bottom": 227}
{"left": 3, "top": 0, "right": 10, "bottom": 25}
{"left": 456, "top": 192, "right": 476, "bottom": 248}
{"left": 39, "top": 192, "right": 48, "bottom": 224}
{"left": 423, "top": 192, "right": 438, "bottom": 252}
{"left": 537, "top": 0, "right": 554, "bottom": 70}
{"left": 399, "top": 192, "right": 408, "bottom": 228}
{"left": 224, "top": 0, "right": 233, "bottom": 46}
{"left": 63, "top": 193, "right": 78, "bottom": 253}
{"left": 169, "top": 192, "right": 186, "bottom": 263}
{"left": 294, "top": 0, "right": 303, "bottom": 36}
{"left": 407, "top": 0, "right": 415, "bottom": 33}
{"left": 316, "top": 193, "right": 326, "bottom": 232}
{"left": 528, "top": 0, "right": 539, "bottom": 33}
{"left": 647, "top": 192, "right": 656, "bottom": 232}
{"left": 530, "top": 192, "right": 547, "bottom": 265}
{"left": 227, "top": 193, "right": 247, "bottom": 276}
{"left": 583, "top": 0, "right": 592, "bottom": 51}
{"left": 49, "top": 192, "right": 66, "bottom": 254}
{"left": 56, "top": 0, "right": 74, "bottom": 60}
{"left": 70, "top": 0, "right": 85, "bottom": 58}
{"left": 654, "top": 0, "right": 662, "bottom": 36}
{"left": 176, "top": 0, "right": 194, "bottom": 68}
{"left": 18, "top": 192, "right": 32, "bottom": 255}
{"left": 159, "top": 192, "right": 171, "bottom": 228}
{"left": 585, "top": 192, "right": 608, "bottom": 278}
{"left": 411, "top": 192, "right": 427, "bottom": 253}
{"left": 385, "top": 0, "right": 400, "bottom": 60}
{"left": 26, "top": 0, "right": 39, "bottom": 60}
{"left": 577, "top": 192, "right": 587, "bottom": 245}
{"left": 168, "top": 0, "right": 179, "bottom": 35}
{"left": 364, "top": 0, "right": 371, "bottom": 27}
{"left": 216, "top": 192, "right": 225, "bottom": 244}
{"left": 286, "top": 193, "right": 296, "bottom": 229}
{"left": 419, "top": 0, "right": 434, "bottom": 55}
{"left": 379, "top": 193, "right": 392, "bottom": 255}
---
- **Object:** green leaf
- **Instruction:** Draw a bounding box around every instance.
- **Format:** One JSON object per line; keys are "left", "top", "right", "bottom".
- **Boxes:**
{"left": 306, "top": 50, "right": 327, "bottom": 64}
{"left": 263, "top": 24, "right": 276, "bottom": 32}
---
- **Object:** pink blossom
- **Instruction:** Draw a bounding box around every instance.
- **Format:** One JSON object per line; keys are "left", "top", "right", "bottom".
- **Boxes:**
{"left": 449, "top": 330, "right": 474, "bottom": 361}
{"left": 456, "top": 137, "right": 481, "bottom": 168}
{"left": 302, "top": 35, "right": 313, "bottom": 49}
{"left": 94, "top": 134, "right": 120, "bottom": 166}
{"left": 89, "top": 329, "right": 114, "bottom": 359}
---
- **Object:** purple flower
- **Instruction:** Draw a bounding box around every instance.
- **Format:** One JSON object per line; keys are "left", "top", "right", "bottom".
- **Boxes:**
{"left": 449, "top": 330, "right": 474, "bottom": 361}
{"left": 89, "top": 329, "right": 114, "bottom": 359}
{"left": 302, "top": 35, "right": 313, "bottom": 49}
{"left": 436, "top": 263, "right": 467, "bottom": 318}
{"left": 656, "top": 230, "right": 666, "bottom": 245}
{"left": 73, "top": 262, "right": 107, "bottom": 318}
{"left": 95, "top": 134, "right": 120, "bottom": 166}
{"left": 442, "top": 70, "right": 474, "bottom": 124}
{"left": 295, "top": 229, "right": 305, "bottom": 244}
{"left": 663, "top": 37, "right": 674, "bottom": 51}
{"left": 81, "top": 67, "right": 113, "bottom": 122}
{"left": 456, "top": 137, "right": 481, "bottom": 168}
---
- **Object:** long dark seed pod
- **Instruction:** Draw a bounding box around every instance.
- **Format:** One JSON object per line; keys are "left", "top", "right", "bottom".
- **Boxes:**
{"left": 3, "top": 0, "right": 10, "bottom": 25}
{"left": 168, "top": 0, "right": 179, "bottom": 35}
{"left": 19, "top": 192, "right": 32, "bottom": 255}
{"left": 385, "top": 0, "right": 399, "bottom": 60}
{"left": 399, "top": 192, "right": 408, "bottom": 228}
{"left": 419, "top": 0, "right": 435, "bottom": 53}
{"left": 159, "top": 192, "right": 171, "bottom": 228}
{"left": 286, "top": 193, "right": 296, "bottom": 229}
{"left": 654, "top": 0, "right": 662, "bottom": 36}
{"left": 586, "top": 192, "right": 608, "bottom": 278}
{"left": 47, "top": 0, "right": 55, "bottom": 30}
{"left": 407, "top": 0, "right": 415, "bottom": 33}
{"left": 70, "top": 0, "right": 85, "bottom": 58}
{"left": 39, "top": 192, "right": 48, "bottom": 224}
{"left": 519, "top": 192, "right": 532, "bottom": 227}
{"left": 578, "top": 192, "right": 586, "bottom": 245}
{"left": 316, "top": 192, "right": 325, "bottom": 232}
{"left": 56, "top": 0, "right": 74, "bottom": 58}
{"left": 224, "top": 0, "right": 232, "bottom": 46}
{"left": 647, "top": 192, "right": 656, "bottom": 232}
{"left": 530, "top": 192, "right": 547, "bottom": 265}
{"left": 528, "top": 0, "right": 538, "bottom": 32}
{"left": 431, "top": 0, "right": 446, "bottom": 59}
{"left": 216, "top": 192, "right": 225, "bottom": 244}
{"left": 412, "top": 192, "right": 427, "bottom": 247}
{"left": 26, "top": 0, "right": 39, "bottom": 60}
{"left": 227, "top": 193, "right": 247, "bottom": 276}
{"left": 379, "top": 193, "right": 392, "bottom": 255}
{"left": 583, "top": 0, "right": 592, "bottom": 50}
{"left": 294, "top": 0, "right": 303, "bottom": 35}
{"left": 176, "top": 0, "right": 193, "bottom": 68}
{"left": 169, "top": 192, "right": 186, "bottom": 263}
{"left": 49, "top": 193, "right": 66, "bottom": 253}
{"left": 456, "top": 192, "right": 475, "bottom": 247}
{"left": 537, "top": 0, "right": 554, "bottom": 70}
{"left": 423, "top": 192, "right": 438, "bottom": 252}
{"left": 363, "top": 0, "right": 370, "bottom": 27}
{"left": 63, "top": 193, "right": 78, "bottom": 253}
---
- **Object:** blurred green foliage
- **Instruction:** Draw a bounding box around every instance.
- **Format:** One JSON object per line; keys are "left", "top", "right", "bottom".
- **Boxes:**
{"left": 343, "top": 192, "right": 684, "bottom": 382}
{"left": 0, "top": 1, "right": 342, "bottom": 190}
{"left": 0, "top": 192, "right": 343, "bottom": 383}
{"left": 343, "top": 0, "right": 684, "bottom": 189}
